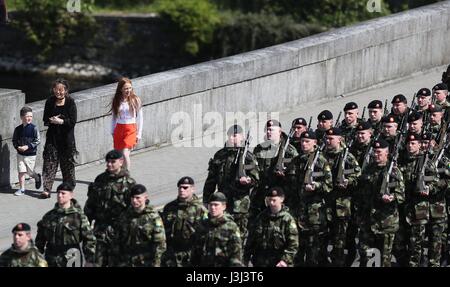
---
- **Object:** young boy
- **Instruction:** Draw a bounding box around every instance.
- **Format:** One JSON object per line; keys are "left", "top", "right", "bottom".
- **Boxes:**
{"left": 12, "top": 106, "right": 41, "bottom": 196}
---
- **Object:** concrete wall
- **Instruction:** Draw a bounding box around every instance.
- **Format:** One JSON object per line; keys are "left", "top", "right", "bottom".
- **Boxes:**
{"left": 1, "top": 2, "right": 450, "bottom": 187}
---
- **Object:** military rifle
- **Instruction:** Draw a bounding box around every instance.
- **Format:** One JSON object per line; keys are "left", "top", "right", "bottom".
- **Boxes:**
{"left": 361, "top": 106, "right": 366, "bottom": 122}
{"left": 336, "top": 138, "right": 354, "bottom": 186}
{"left": 234, "top": 129, "right": 252, "bottom": 181}
{"left": 335, "top": 111, "right": 342, "bottom": 128}
{"left": 361, "top": 134, "right": 381, "bottom": 172}
{"left": 380, "top": 125, "right": 404, "bottom": 195}
{"left": 304, "top": 142, "right": 326, "bottom": 185}
{"left": 415, "top": 142, "right": 433, "bottom": 194}
{"left": 383, "top": 99, "right": 389, "bottom": 116}
{"left": 274, "top": 128, "right": 295, "bottom": 173}
{"left": 307, "top": 116, "right": 313, "bottom": 132}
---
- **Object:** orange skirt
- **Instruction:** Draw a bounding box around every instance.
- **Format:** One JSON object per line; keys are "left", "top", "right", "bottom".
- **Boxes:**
{"left": 113, "top": 123, "right": 137, "bottom": 150}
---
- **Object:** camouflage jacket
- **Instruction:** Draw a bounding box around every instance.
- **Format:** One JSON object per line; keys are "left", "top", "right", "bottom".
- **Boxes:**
{"left": 203, "top": 146, "right": 259, "bottom": 213}
{"left": 349, "top": 141, "right": 370, "bottom": 168}
{"left": 290, "top": 137, "right": 303, "bottom": 155}
{"left": 340, "top": 119, "right": 363, "bottom": 143}
{"left": 398, "top": 152, "right": 443, "bottom": 225}
{"left": 84, "top": 169, "right": 136, "bottom": 228}
{"left": 0, "top": 243, "right": 47, "bottom": 267}
{"left": 160, "top": 194, "right": 208, "bottom": 251}
{"left": 191, "top": 213, "right": 242, "bottom": 267}
{"left": 35, "top": 199, "right": 96, "bottom": 266}
{"left": 244, "top": 206, "right": 298, "bottom": 267}
{"left": 114, "top": 204, "right": 167, "bottom": 267}
{"left": 368, "top": 120, "right": 382, "bottom": 137}
{"left": 357, "top": 163, "right": 405, "bottom": 234}
{"left": 323, "top": 148, "right": 361, "bottom": 194}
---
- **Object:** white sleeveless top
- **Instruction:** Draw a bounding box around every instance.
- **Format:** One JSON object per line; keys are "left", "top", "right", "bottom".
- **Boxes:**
{"left": 111, "top": 101, "right": 143, "bottom": 139}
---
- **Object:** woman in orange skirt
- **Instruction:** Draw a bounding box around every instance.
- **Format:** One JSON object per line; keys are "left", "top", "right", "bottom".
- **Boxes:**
{"left": 110, "top": 77, "right": 143, "bottom": 170}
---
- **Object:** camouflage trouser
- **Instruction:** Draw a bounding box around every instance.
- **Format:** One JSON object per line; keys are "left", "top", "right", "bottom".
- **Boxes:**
{"left": 409, "top": 224, "right": 426, "bottom": 267}
{"left": 304, "top": 225, "right": 329, "bottom": 267}
{"left": 42, "top": 143, "right": 76, "bottom": 192}
{"left": 359, "top": 224, "right": 395, "bottom": 267}
{"left": 392, "top": 207, "right": 409, "bottom": 267}
{"left": 330, "top": 218, "right": 349, "bottom": 267}
{"left": 232, "top": 213, "right": 249, "bottom": 247}
{"left": 427, "top": 221, "right": 446, "bottom": 267}
{"left": 94, "top": 240, "right": 114, "bottom": 267}
{"left": 441, "top": 221, "right": 449, "bottom": 265}
{"left": 294, "top": 230, "right": 308, "bottom": 266}
{"left": 161, "top": 248, "right": 192, "bottom": 267}
{"left": 345, "top": 216, "right": 358, "bottom": 267}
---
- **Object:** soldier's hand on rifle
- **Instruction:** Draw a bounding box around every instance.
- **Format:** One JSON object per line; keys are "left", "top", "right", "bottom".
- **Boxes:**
{"left": 275, "top": 170, "right": 285, "bottom": 177}
{"left": 276, "top": 260, "right": 288, "bottom": 267}
{"left": 239, "top": 176, "right": 252, "bottom": 185}
{"left": 305, "top": 182, "right": 316, "bottom": 192}
{"left": 420, "top": 186, "right": 430, "bottom": 196}
{"left": 337, "top": 179, "right": 349, "bottom": 189}
{"left": 382, "top": 194, "right": 394, "bottom": 203}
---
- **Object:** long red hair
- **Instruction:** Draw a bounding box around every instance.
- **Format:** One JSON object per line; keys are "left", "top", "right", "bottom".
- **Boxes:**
{"left": 110, "top": 77, "right": 141, "bottom": 117}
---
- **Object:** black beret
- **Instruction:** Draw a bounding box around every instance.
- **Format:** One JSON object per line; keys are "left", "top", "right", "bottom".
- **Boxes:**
{"left": 429, "top": 104, "right": 443, "bottom": 113}
{"left": 266, "top": 119, "right": 281, "bottom": 128}
{"left": 381, "top": 114, "right": 398, "bottom": 124}
{"left": 12, "top": 223, "right": 31, "bottom": 233}
{"left": 372, "top": 138, "right": 389, "bottom": 149}
{"left": 406, "top": 132, "right": 421, "bottom": 142}
{"left": 266, "top": 186, "right": 285, "bottom": 197}
{"left": 416, "top": 88, "right": 431, "bottom": 97}
{"left": 391, "top": 94, "right": 407, "bottom": 104}
{"left": 209, "top": 192, "right": 227, "bottom": 203}
{"left": 356, "top": 121, "right": 372, "bottom": 131}
{"left": 318, "top": 110, "right": 333, "bottom": 121}
{"left": 177, "top": 176, "right": 194, "bottom": 187}
{"left": 300, "top": 131, "right": 317, "bottom": 140}
{"left": 56, "top": 182, "right": 74, "bottom": 192}
{"left": 105, "top": 149, "right": 123, "bottom": 161}
{"left": 130, "top": 184, "right": 147, "bottom": 197}
{"left": 408, "top": 111, "right": 423, "bottom": 123}
{"left": 227, "top": 124, "right": 243, "bottom": 135}
{"left": 326, "top": 127, "right": 342, "bottom": 136}
{"left": 368, "top": 100, "right": 383, "bottom": 109}
{"left": 433, "top": 83, "right": 448, "bottom": 91}
{"left": 421, "top": 132, "right": 433, "bottom": 141}
{"left": 344, "top": 102, "right": 358, "bottom": 111}
{"left": 292, "top": 117, "right": 307, "bottom": 126}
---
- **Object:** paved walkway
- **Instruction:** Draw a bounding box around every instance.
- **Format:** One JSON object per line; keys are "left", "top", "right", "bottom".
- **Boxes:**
{"left": 0, "top": 65, "right": 446, "bottom": 251}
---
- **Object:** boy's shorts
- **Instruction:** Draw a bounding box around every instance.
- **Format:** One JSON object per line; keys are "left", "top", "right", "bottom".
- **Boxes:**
{"left": 17, "top": 154, "right": 36, "bottom": 174}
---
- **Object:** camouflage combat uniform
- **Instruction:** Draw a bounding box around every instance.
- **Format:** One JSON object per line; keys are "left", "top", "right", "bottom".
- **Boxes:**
{"left": 357, "top": 163, "right": 405, "bottom": 267}
{"left": 35, "top": 199, "right": 96, "bottom": 267}
{"left": 0, "top": 243, "right": 47, "bottom": 267}
{"left": 114, "top": 204, "right": 167, "bottom": 267}
{"left": 203, "top": 146, "right": 259, "bottom": 244}
{"left": 191, "top": 213, "right": 242, "bottom": 267}
{"left": 84, "top": 169, "right": 136, "bottom": 266}
{"left": 244, "top": 206, "right": 299, "bottom": 267}
{"left": 160, "top": 194, "right": 208, "bottom": 266}
{"left": 323, "top": 147, "right": 361, "bottom": 266}
{"left": 252, "top": 135, "right": 298, "bottom": 219}
{"left": 286, "top": 148, "right": 333, "bottom": 266}
{"left": 340, "top": 119, "right": 362, "bottom": 143}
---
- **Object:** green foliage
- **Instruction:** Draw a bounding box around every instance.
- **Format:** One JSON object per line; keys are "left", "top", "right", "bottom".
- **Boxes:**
{"left": 211, "top": 11, "right": 326, "bottom": 57}
{"left": 154, "top": 0, "right": 221, "bottom": 55}
{"left": 12, "top": 0, "right": 97, "bottom": 61}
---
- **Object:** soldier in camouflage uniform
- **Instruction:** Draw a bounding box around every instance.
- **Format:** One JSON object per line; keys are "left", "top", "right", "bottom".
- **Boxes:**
{"left": 357, "top": 138, "right": 405, "bottom": 267}
{"left": 84, "top": 150, "right": 136, "bottom": 266}
{"left": 286, "top": 131, "right": 332, "bottom": 266}
{"left": 380, "top": 115, "right": 399, "bottom": 153}
{"left": 428, "top": 104, "right": 445, "bottom": 141}
{"left": 251, "top": 120, "right": 297, "bottom": 221}
{"left": 316, "top": 110, "right": 334, "bottom": 146}
{"left": 244, "top": 187, "right": 299, "bottom": 267}
{"left": 191, "top": 192, "right": 242, "bottom": 267}
{"left": 290, "top": 118, "right": 309, "bottom": 155}
{"left": 367, "top": 100, "right": 384, "bottom": 137}
{"left": 0, "top": 223, "right": 47, "bottom": 267}
{"left": 160, "top": 176, "right": 208, "bottom": 267}
{"left": 323, "top": 127, "right": 361, "bottom": 266}
{"left": 415, "top": 88, "right": 432, "bottom": 113}
{"left": 114, "top": 184, "right": 166, "bottom": 267}
{"left": 399, "top": 133, "right": 443, "bottom": 267}
{"left": 35, "top": 183, "right": 96, "bottom": 267}
{"left": 203, "top": 125, "right": 259, "bottom": 245}
{"left": 350, "top": 121, "right": 373, "bottom": 168}
{"left": 340, "top": 102, "right": 363, "bottom": 143}
{"left": 433, "top": 83, "right": 450, "bottom": 122}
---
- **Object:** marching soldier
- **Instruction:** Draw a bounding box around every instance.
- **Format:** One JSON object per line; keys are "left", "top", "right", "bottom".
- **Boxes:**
{"left": 316, "top": 110, "right": 334, "bottom": 146}
{"left": 340, "top": 102, "right": 362, "bottom": 142}
{"left": 244, "top": 186, "right": 299, "bottom": 267}
{"left": 84, "top": 149, "right": 136, "bottom": 266}
{"left": 350, "top": 121, "right": 374, "bottom": 167}
{"left": 367, "top": 100, "right": 384, "bottom": 136}
{"left": 408, "top": 111, "right": 424, "bottom": 134}
{"left": 286, "top": 131, "right": 332, "bottom": 266}
{"left": 415, "top": 88, "right": 432, "bottom": 113}
{"left": 35, "top": 182, "right": 96, "bottom": 267}
{"left": 380, "top": 115, "right": 399, "bottom": 153}
{"left": 203, "top": 124, "right": 259, "bottom": 243}
{"left": 323, "top": 127, "right": 361, "bottom": 266}
{"left": 191, "top": 192, "right": 243, "bottom": 267}
{"left": 428, "top": 104, "right": 445, "bottom": 141}
{"left": 251, "top": 120, "right": 297, "bottom": 221}
{"left": 291, "top": 118, "right": 309, "bottom": 155}
{"left": 357, "top": 139, "right": 405, "bottom": 267}
{"left": 0, "top": 223, "right": 47, "bottom": 267}
{"left": 391, "top": 94, "right": 410, "bottom": 120}
{"left": 160, "top": 176, "right": 208, "bottom": 266}
{"left": 433, "top": 83, "right": 450, "bottom": 122}
{"left": 114, "top": 184, "right": 166, "bottom": 267}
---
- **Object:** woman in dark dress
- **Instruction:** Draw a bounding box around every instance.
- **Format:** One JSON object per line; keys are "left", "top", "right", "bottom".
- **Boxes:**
{"left": 40, "top": 79, "right": 78, "bottom": 199}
